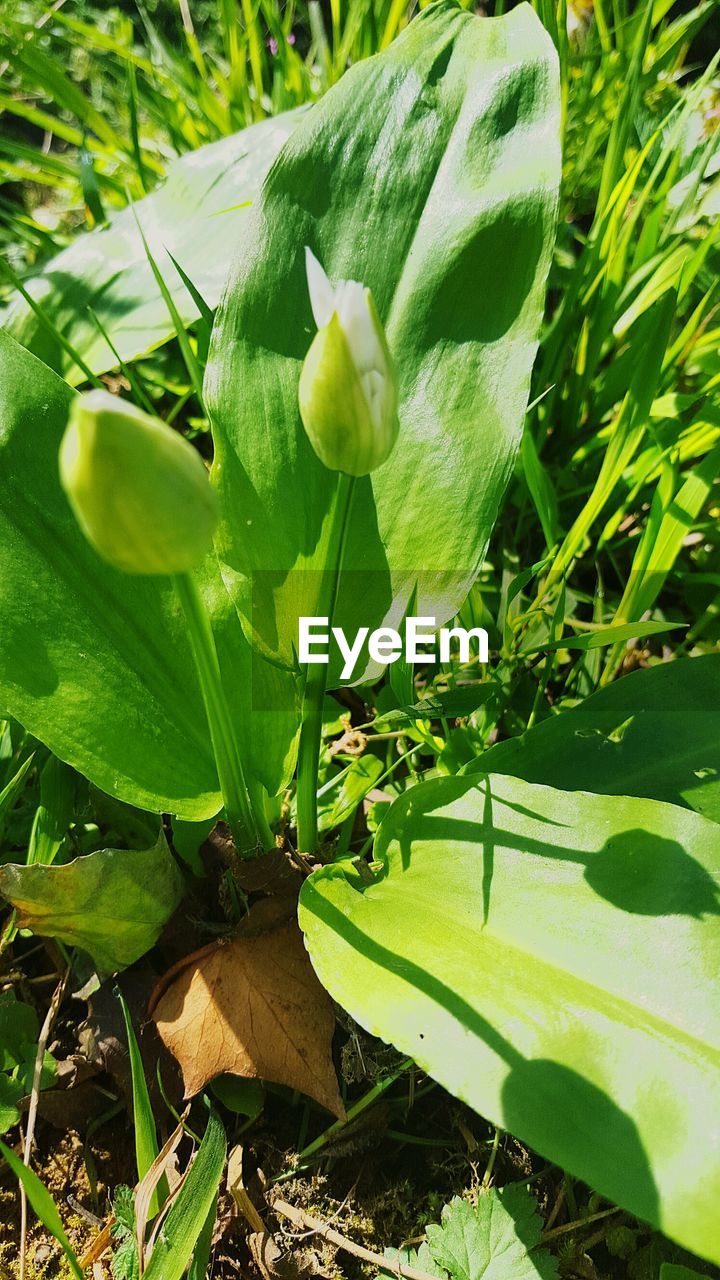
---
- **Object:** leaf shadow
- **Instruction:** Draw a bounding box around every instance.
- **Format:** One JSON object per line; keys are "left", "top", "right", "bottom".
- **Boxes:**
{"left": 301, "top": 878, "right": 660, "bottom": 1230}
{"left": 390, "top": 778, "right": 720, "bottom": 920}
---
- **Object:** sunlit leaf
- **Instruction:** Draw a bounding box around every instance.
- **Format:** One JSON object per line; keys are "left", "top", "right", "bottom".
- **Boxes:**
{"left": 300, "top": 772, "right": 720, "bottom": 1263}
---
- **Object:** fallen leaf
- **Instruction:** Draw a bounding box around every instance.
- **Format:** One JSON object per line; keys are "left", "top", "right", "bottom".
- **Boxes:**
{"left": 150, "top": 898, "right": 345, "bottom": 1119}
{"left": 0, "top": 834, "right": 184, "bottom": 974}
{"left": 202, "top": 822, "right": 302, "bottom": 896}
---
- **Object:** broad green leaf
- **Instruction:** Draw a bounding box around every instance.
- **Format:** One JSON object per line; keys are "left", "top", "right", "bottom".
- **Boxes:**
{"left": 142, "top": 1109, "right": 226, "bottom": 1280}
{"left": 300, "top": 773, "right": 720, "bottom": 1263}
{"left": 0, "top": 833, "right": 184, "bottom": 973}
{"left": 3, "top": 111, "right": 306, "bottom": 383}
{"left": 465, "top": 656, "right": 720, "bottom": 823}
{"left": 0, "top": 330, "right": 297, "bottom": 818}
{"left": 424, "top": 1187, "right": 556, "bottom": 1280}
{"left": 206, "top": 1, "right": 560, "bottom": 681}
{"left": 0, "top": 1139, "right": 84, "bottom": 1279}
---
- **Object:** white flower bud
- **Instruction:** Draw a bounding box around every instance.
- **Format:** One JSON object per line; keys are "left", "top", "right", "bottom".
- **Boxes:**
{"left": 59, "top": 390, "right": 218, "bottom": 576}
{"left": 298, "top": 248, "right": 399, "bottom": 476}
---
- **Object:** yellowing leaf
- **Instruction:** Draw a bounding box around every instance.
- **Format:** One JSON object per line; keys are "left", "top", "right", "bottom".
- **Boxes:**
{"left": 0, "top": 833, "right": 183, "bottom": 974}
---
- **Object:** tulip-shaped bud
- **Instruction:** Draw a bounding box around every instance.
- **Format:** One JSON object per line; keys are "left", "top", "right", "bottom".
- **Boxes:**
{"left": 298, "top": 248, "right": 399, "bottom": 476}
{"left": 59, "top": 389, "right": 218, "bottom": 575}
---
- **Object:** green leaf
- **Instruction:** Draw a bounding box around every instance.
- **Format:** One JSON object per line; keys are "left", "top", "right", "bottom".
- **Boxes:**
{"left": 27, "top": 755, "right": 75, "bottom": 867}
{"left": 372, "top": 686, "right": 494, "bottom": 731}
{"left": 299, "top": 773, "right": 720, "bottom": 1264}
{"left": 424, "top": 1187, "right": 556, "bottom": 1280}
{"left": 118, "top": 992, "right": 166, "bottom": 1216}
{"left": 465, "top": 656, "right": 720, "bottom": 823}
{"left": 325, "top": 754, "right": 384, "bottom": 828}
{"left": 142, "top": 1109, "right": 226, "bottom": 1280}
{"left": 0, "top": 833, "right": 184, "bottom": 973}
{"left": 3, "top": 111, "right": 306, "bottom": 382}
{"left": 0, "top": 330, "right": 297, "bottom": 817}
{"left": 0, "top": 754, "right": 34, "bottom": 844}
{"left": 112, "top": 1185, "right": 136, "bottom": 1236}
{"left": 660, "top": 1266, "right": 707, "bottom": 1280}
{"left": 0, "top": 1138, "right": 84, "bottom": 1279}
{"left": 0, "top": 1073, "right": 24, "bottom": 1134}
{"left": 112, "top": 1233, "right": 140, "bottom": 1280}
{"left": 519, "top": 619, "right": 683, "bottom": 656}
{"left": 206, "top": 1, "right": 560, "bottom": 681}
{"left": 210, "top": 1074, "right": 264, "bottom": 1118}
{"left": 188, "top": 1192, "right": 220, "bottom": 1280}
{"left": 110, "top": 1186, "right": 140, "bottom": 1280}
{"left": 0, "top": 992, "right": 38, "bottom": 1070}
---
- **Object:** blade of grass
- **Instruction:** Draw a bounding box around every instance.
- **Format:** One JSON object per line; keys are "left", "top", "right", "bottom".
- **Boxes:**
{"left": 142, "top": 1108, "right": 226, "bottom": 1280}
{"left": 0, "top": 1140, "right": 83, "bottom": 1280}
{"left": 117, "top": 989, "right": 167, "bottom": 1219}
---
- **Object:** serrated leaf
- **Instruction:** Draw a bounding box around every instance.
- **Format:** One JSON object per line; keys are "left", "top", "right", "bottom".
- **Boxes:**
{"left": 111, "top": 1185, "right": 136, "bottom": 1236}
{"left": 111, "top": 1233, "right": 139, "bottom": 1280}
{"left": 425, "top": 1188, "right": 556, "bottom": 1280}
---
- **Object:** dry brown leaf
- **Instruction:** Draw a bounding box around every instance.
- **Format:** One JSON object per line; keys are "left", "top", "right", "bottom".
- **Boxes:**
{"left": 149, "top": 898, "right": 345, "bottom": 1119}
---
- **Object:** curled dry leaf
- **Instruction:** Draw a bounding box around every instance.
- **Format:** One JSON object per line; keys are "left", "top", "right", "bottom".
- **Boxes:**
{"left": 149, "top": 898, "right": 345, "bottom": 1120}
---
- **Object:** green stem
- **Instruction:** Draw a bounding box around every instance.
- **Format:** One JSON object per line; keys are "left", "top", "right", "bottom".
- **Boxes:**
{"left": 296, "top": 472, "right": 356, "bottom": 854}
{"left": 173, "top": 572, "right": 260, "bottom": 857}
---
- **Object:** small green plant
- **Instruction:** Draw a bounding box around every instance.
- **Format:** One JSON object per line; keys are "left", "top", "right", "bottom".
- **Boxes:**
{"left": 0, "top": 992, "right": 55, "bottom": 1133}
{"left": 110, "top": 1186, "right": 139, "bottom": 1280}
{"left": 387, "top": 1185, "right": 557, "bottom": 1280}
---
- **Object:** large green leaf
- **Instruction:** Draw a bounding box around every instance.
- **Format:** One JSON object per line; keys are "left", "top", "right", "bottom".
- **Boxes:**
{"left": 0, "top": 834, "right": 183, "bottom": 973}
{"left": 465, "top": 656, "right": 720, "bottom": 823}
{"left": 3, "top": 111, "right": 305, "bottom": 383}
{"left": 206, "top": 1, "right": 560, "bottom": 680}
{"left": 0, "top": 330, "right": 297, "bottom": 817}
{"left": 300, "top": 773, "right": 720, "bottom": 1263}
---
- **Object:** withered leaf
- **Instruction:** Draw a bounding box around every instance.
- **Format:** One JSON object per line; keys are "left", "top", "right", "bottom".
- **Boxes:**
{"left": 150, "top": 898, "right": 345, "bottom": 1119}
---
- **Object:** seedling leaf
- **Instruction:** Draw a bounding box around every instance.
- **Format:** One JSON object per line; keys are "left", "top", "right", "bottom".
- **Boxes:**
{"left": 424, "top": 1187, "right": 557, "bottom": 1280}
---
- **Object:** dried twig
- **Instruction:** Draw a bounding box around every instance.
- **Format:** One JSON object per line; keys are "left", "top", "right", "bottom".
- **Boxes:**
{"left": 273, "top": 1198, "right": 438, "bottom": 1280}
{"left": 19, "top": 966, "right": 70, "bottom": 1280}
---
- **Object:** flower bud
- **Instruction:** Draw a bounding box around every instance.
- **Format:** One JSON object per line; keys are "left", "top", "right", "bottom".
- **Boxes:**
{"left": 298, "top": 248, "right": 399, "bottom": 476}
{"left": 59, "top": 389, "right": 218, "bottom": 576}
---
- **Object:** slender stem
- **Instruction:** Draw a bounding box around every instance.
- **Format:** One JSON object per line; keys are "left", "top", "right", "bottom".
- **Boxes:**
{"left": 296, "top": 472, "right": 356, "bottom": 854}
{"left": 173, "top": 572, "right": 260, "bottom": 857}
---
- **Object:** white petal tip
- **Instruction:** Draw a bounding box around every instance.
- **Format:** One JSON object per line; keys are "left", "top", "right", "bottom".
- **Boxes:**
{"left": 305, "top": 246, "right": 335, "bottom": 329}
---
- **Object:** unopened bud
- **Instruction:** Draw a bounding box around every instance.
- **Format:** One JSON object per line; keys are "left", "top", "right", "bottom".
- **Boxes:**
{"left": 298, "top": 249, "right": 399, "bottom": 476}
{"left": 59, "top": 390, "right": 218, "bottom": 576}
